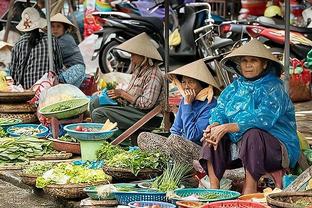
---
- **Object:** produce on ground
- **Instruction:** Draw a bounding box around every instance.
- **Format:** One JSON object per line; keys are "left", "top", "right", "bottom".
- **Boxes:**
{"left": 96, "top": 141, "right": 126, "bottom": 161}
{"left": 23, "top": 163, "right": 55, "bottom": 176}
{"left": 9, "top": 126, "right": 43, "bottom": 136}
{"left": 0, "top": 127, "right": 6, "bottom": 137}
{"left": 58, "top": 134, "right": 78, "bottom": 143}
{"left": 36, "top": 163, "right": 112, "bottom": 188}
{"left": 0, "top": 137, "right": 54, "bottom": 164}
{"left": 151, "top": 162, "right": 192, "bottom": 192}
{"left": 105, "top": 149, "right": 167, "bottom": 176}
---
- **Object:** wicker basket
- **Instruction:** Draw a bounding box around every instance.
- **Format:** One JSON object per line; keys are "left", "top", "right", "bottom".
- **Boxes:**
{"left": 20, "top": 173, "right": 38, "bottom": 187}
{"left": 0, "top": 113, "right": 38, "bottom": 123}
{"left": 103, "top": 166, "right": 162, "bottom": 181}
{"left": 43, "top": 180, "right": 112, "bottom": 199}
{"left": 267, "top": 192, "right": 312, "bottom": 208}
{"left": 0, "top": 103, "right": 37, "bottom": 113}
{"left": 30, "top": 152, "right": 73, "bottom": 161}
{"left": 48, "top": 138, "right": 81, "bottom": 155}
{"left": 0, "top": 91, "right": 35, "bottom": 103}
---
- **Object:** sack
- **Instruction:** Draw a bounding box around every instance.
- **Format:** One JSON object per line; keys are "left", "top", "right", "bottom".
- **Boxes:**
{"left": 29, "top": 71, "right": 58, "bottom": 104}
{"left": 289, "top": 69, "right": 311, "bottom": 102}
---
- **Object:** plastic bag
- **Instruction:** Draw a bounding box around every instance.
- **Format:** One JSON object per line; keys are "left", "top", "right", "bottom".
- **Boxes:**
{"left": 98, "top": 88, "right": 118, "bottom": 105}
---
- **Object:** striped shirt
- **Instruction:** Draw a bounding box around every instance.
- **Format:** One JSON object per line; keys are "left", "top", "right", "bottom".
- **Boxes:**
{"left": 10, "top": 33, "right": 63, "bottom": 89}
{"left": 127, "top": 65, "right": 164, "bottom": 110}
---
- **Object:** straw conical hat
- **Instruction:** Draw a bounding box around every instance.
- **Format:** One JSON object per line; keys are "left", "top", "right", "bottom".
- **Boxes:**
{"left": 221, "top": 39, "right": 284, "bottom": 74}
{"left": 169, "top": 59, "right": 220, "bottom": 90}
{"left": 16, "top": 7, "right": 47, "bottom": 32}
{"left": 51, "top": 13, "right": 76, "bottom": 30}
{"left": 115, "top": 32, "right": 163, "bottom": 61}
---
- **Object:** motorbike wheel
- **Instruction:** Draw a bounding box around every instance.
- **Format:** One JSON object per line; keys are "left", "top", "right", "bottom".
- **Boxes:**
{"left": 98, "top": 40, "right": 130, "bottom": 74}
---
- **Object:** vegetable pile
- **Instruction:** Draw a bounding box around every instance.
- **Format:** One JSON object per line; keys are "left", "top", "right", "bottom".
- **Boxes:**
{"left": 0, "top": 127, "right": 6, "bottom": 137}
{"left": 59, "top": 134, "right": 78, "bottom": 143}
{"left": 0, "top": 118, "right": 20, "bottom": 125}
{"left": 23, "top": 163, "right": 55, "bottom": 176}
{"left": 96, "top": 141, "right": 125, "bottom": 161}
{"left": 9, "top": 126, "right": 43, "bottom": 137}
{"left": 151, "top": 162, "right": 192, "bottom": 192}
{"left": 36, "top": 163, "right": 112, "bottom": 188}
{"left": 0, "top": 137, "right": 54, "bottom": 164}
{"left": 105, "top": 149, "right": 167, "bottom": 176}
{"left": 50, "top": 104, "right": 72, "bottom": 112}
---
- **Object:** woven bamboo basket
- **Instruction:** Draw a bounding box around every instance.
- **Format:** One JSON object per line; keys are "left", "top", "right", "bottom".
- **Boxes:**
{"left": 43, "top": 179, "right": 112, "bottom": 199}
{"left": 0, "top": 91, "right": 35, "bottom": 103}
{"left": 0, "top": 103, "right": 37, "bottom": 113}
{"left": 0, "top": 113, "right": 38, "bottom": 123}
{"left": 48, "top": 138, "right": 81, "bottom": 155}
{"left": 267, "top": 192, "right": 312, "bottom": 208}
{"left": 20, "top": 173, "right": 38, "bottom": 187}
{"left": 30, "top": 152, "right": 73, "bottom": 161}
{"left": 103, "top": 166, "right": 162, "bottom": 181}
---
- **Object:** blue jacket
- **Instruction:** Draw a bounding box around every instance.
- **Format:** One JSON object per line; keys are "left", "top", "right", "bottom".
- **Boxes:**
{"left": 210, "top": 72, "right": 300, "bottom": 168}
{"left": 170, "top": 98, "right": 217, "bottom": 144}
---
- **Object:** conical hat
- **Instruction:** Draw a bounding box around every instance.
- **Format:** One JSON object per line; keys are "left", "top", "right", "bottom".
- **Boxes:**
{"left": 0, "top": 41, "right": 13, "bottom": 50}
{"left": 16, "top": 7, "right": 47, "bottom": 32}
{"left": 115, "top": 32, "right": 163, "bottom": 61}
{"left": 51, "top": 13, "right": 76, "bottom": 30}
{"left": 169, "top": 59, "right": 220, "bottom": 90}
{"left": 221, "top": 39, "right": 284, "bottom": 74}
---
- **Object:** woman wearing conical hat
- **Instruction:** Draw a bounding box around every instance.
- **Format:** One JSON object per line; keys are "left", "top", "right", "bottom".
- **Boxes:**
{"left": 51, "top": 13, "right": 85, "bottom": 87}
{"left": 197, "top": 39, "right": 300, "bottom": 194}
{"left": 89, "top": 32, "right": 164, "bottom": 132}
{"left": 138, "top": 59, "right": 220, "bottom": 164}
{"left": 10, "top": 7, "right": 63, "bottom": 89}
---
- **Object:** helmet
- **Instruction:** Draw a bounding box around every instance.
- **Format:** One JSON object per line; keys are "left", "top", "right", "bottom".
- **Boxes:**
{"left": 264, "top": 5, "right": 282, "bottom": 18}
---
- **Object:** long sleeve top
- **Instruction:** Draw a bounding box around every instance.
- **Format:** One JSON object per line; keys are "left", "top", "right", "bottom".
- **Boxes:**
{"left": 170, "top": 98, "right": 217, "bottom": 144}
{"left": 209, "top": 72, "right": 300, "bottom": 168}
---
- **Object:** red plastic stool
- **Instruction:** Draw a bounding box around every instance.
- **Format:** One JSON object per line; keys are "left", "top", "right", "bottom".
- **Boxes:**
{"left": 51, "top": 114, "right": 84, "bottom": 139}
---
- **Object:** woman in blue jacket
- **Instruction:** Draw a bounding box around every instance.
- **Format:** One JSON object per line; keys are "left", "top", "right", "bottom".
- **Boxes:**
{"left": 198, "top": 39, "right": 300, "bottom": 194}
{"left": 138, "top": 59, "right": 220, "bottom": 164}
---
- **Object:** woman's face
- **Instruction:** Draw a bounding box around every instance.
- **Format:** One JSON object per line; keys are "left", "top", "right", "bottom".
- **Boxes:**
{"left": 240, "top": 56, "right": 267, "bottom": 79}
{"left": 51, "top": 22, "right": 65, "bottom": 38}
{"left": 181, "top": 76, "right": 203, "bottom": 95}
{"left": 130, "top": 54, "right": 145, "bottom": 66}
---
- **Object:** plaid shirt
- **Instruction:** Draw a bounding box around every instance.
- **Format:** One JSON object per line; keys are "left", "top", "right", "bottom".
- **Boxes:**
{"left": 127, "top": 65, "right": 164, "bottom": 110}
{"left": 10, "top": 33, "right": 63, "bottom": 89}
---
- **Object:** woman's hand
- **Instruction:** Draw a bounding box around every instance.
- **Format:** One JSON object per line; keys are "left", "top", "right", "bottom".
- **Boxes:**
{"left": 184, "top": 89, "right": 196, "bottom": 104}
{"left": 107, "top": 89, "right": 124, "bottom": 99}
{"left": 206, "top": 124, "right": 229, "bottom": 149}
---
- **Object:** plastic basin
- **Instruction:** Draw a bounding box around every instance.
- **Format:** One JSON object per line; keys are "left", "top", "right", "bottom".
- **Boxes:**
{"left": 6, "top": 124, "right": 49, "bottom": 138}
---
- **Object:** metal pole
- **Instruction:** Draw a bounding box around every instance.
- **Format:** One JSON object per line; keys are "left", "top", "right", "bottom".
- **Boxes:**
{"left": 163, "top": 0, "right": 170, "bottom": 131}
{"left": 284, "top": 0, "right": 290, "bottom": 93}
{"left": 3, "top": 0, "right": 15, "bottom": 42}
{"left": 45, "top": 0, "right": 54, "bottom": 71}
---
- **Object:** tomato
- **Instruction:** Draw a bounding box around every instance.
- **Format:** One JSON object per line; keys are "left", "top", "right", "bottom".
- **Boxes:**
{"left": 82, "top": 127, "right": 89, "bottom": 132}
{"left": 75, "top": 126, "right": 83, "bottom": 131}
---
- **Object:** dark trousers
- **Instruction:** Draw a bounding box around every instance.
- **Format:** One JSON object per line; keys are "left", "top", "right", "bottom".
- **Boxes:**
{"left": 199, "top": 128, "right": 283, "bottom": 181}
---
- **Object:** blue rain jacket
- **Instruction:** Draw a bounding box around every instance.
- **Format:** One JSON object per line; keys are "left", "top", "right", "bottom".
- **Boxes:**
{"left": 171, "top": 98, "right": 217, "bottom": 144}
{"left": 210, "top": 72, "right": 300, "bottom": 168}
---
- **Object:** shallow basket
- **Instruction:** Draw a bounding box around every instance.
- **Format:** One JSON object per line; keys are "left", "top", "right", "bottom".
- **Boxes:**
{"left": 113, "top": 189, "right": 167, "bottom": 205}
{"left": 48, "top": 138, "right": 81, "bottom": 155}
{"left": 39, "top": 98, "right": 89, "bottom": 120}
{"left": 0, "top": 91, "right": 35, "bottom": 103}
{"left": 43, "top": 180, "right": 112, "bottom": 199}
{"left": 7, "top": 124, "right": 49, "bottom": 138}
{"left": 129, "top": 201, "right": 176, "bottom": 208}
{"left": 20, "top": 173, "right": 38, "bottom": 187}
{"left": 202, "top": 200, "right": 268, "bottom": 208}
{"left": 266, "top": 192, "right": 312, "bottom": 208}
{"left": 171, "top": 188, "right": 240, "bottom": 203}
{"left": 103, "top": 166, "right": 162, "bottom": 181}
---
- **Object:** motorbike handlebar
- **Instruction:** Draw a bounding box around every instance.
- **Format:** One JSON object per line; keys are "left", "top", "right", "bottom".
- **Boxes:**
{"left": 194, "top": 24, "right": 213, "bottom": 34}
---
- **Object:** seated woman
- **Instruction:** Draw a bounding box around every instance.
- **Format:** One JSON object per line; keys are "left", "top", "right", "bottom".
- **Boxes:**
{"left": 198, "top": 39, "right": 300, "bottom": 194}
{"left": 89, "top": 32, "right": 164, "bottom": 132}
{"left": 51, "top": 13, "right": 85, "bottom": 87}
{"left": 138, "top": 59, "right": 220, "bottom": 164}
{"left": 10, "top": 7, "right": 63, "bottom": 89}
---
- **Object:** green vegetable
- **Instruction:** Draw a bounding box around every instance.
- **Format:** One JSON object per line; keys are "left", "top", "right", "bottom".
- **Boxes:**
{"left": 199, "top": 193, "right": 219, "bottom": 200}
{"left": 304, "top": 149, "right": 312, "bottom": 165}
{"left": 96, "top": 141, "right": 126, "bottom": 161}
{"left": 23, "top": 163, "right": 55, "bottom": 176}
{"left": 0, "top": 118, "right": 20, "bottom": 125}
{"left": 0, "top": 127, "right": 6, "bottom": 137}
{"left": 151, "top": 162, "right": 192, "bottom": 192}
{"left": 106, "top": 149, "right": 167, "bottom": 176}
{"left": 59, "top": 134, "right": 78, "bottom": 143}
{"left": 50, "top": 104, "right": 72, "bottom": 112}
{"left": 36, "top": 163, "right": 111, "bottom": 188}
{"left": 106, "top": 81, "right": 118, "bottom": 90}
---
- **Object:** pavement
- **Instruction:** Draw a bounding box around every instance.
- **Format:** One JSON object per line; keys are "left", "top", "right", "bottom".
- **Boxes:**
{"left": 0, "top": 100, "right": 310, "bottom": 207}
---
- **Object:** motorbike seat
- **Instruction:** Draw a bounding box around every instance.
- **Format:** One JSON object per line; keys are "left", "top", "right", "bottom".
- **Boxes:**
{"left": 125, "top": 14, "right": 164, "bottom": 33}
{"left": 211, "top": 37, "right": 234, "bottom": 50}
{"left": 256, "top": 17, "right": 312, "bottom": 34}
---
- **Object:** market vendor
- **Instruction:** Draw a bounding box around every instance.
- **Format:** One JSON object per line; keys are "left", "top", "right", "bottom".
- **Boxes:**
{"left": 51, "top": 13, "right": 85, "bottom": 87}
{"left": 197, "top": 39, "right": 300, "bottom": 194}
{"left": 138, "top": 59, "right": 220, "bottom": 164}
{"left": 89, "top": 32, "right": 164, "bottom": 131}
{"left": 9, "top": 7, "right": 63, "bottom": 90}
